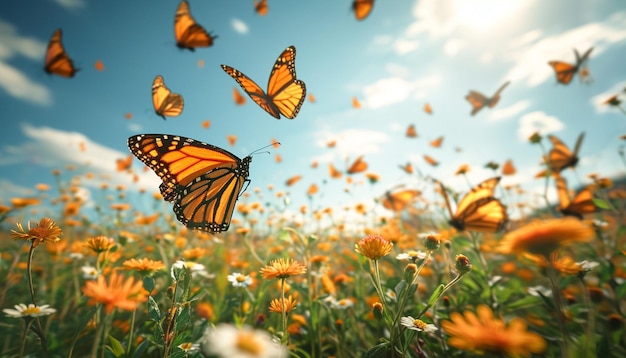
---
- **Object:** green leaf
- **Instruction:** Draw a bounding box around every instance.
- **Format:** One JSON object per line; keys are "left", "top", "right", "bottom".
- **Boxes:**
{"left": 106, "top": 335, "right": 125, "bottom": 357}
{"left": 143, "top": 276, "right": 155, "bottom": 293}
{"left": 506, "top": 295, "right": 543, "bottom": 309}
{"left": 592, "top": 198, "right": 611, "bottom": 210}
{"left": 364, "top": 342, "right": 391, "bottom": 358}
{"left": 131, "top": 339, "right": 150, "bottom": 358}
{"left": 394, "top": 280, "right": 408, "bottom": 298}
{"left": 428, "top": 284, "right": 445, "bottom": 306}
{"left": 148, "top": 295, "right": 161, "bottom": 321}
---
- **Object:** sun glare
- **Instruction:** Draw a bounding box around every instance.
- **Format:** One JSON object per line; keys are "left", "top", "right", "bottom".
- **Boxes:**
{"left": 454, "top": 0, "right": 524, "bottom": 31}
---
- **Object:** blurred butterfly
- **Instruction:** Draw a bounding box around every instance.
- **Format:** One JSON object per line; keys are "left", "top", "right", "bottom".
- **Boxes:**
{"left": 202, "top": 120, "right": 211, "bottom": 129}
{"left": 222, "top": 46, "right": 306, "bottom": 119}
{"left": 94, "top": 59, "right": 105, "bottom": 71}
{"left": 406, "top": 124, "right": 418, "bottom": 138}
{"left": 424, "top": 155, "right": 439, "bottom": 167}
{"left": 347, "top": 155, "right": 368, "bottom": 174}
{"left": 329, "top": 163, "right": 343, "bottom": 179}
{"left": 127, "top": 134, "right": 253, "bottom": 232}
{"left": 152, "top": 75, "right": 184, "bottom": 119}
{"left": 285, "top": 175, "right": 302, "bottom": 186}
{"left": 352, "top": 96, "right": 362, "bottom": 109}
{"left": 254, "top": 0, "right": 268, "bottom": 15}
{"left": 555, "top": 174, "right": 596, "bottom": 219}
{"left": 465, "top": 81, "right": 510, "bottom": 116}
{"left": 275, "top": 153, "right": 282, "bottom": 163}
{"left": 430, "top": 136, "right": 444, "bottom": 148}
{"left": 501, "top": 159, "right": 516, "bottom": 176}
{"left": 381, "top": 188, "right": 421, "bottom": 212}
{"left": 175, "top": 0, "right": 217, "bottom": 51}
{"left": 438, "top": 177, "right": 508, "bottom": 233}
{"left": 116, "top": 155, "right": 133, "bottom": 172}
{"left": 545, "top": 132, "right": 584, "bottom": 173}
{"left": 308, "top": 93, "right": 316, "bottom": 103}
{"left": 548, "top": 47, "right": 593, "bottom": 85}
{"left": 227, "top": 135, "right": 237, "bottom": 147}
{"left": 307, "top": 183, "right": 319, "bottom": 196}
{"left": 44, "top": 29, "right": 78, "bottom": 77}
{"left": 233, "top": 87, "right": 247, "bottom": 105}
{"left": 352, "top": 0, "right": 374, "bottom": 21}
{"left": 424, "top": 102, "right": 433, "bottom": 114}
{"left": 399, "top": 162, "right": 413, "bottom": 174}
{"left": 327, "top": 139, "right": 337, "bottom": 148}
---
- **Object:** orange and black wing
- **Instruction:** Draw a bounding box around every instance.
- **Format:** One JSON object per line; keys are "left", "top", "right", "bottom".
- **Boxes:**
{"left": 548, "top": 61, "right": 577, "bottom": 85}
{"left": 127, "top": 134, "right": 243, "bottom": 202}
{"left": 174, "top": 0, "right": 216, "bottom": 50}
{"left": 173, "top": 157, "right": 250, "bottom": 232}
{"left": 347, "top": 155, "right": 368, "bottom": 174}
{"left": 488, "top": 81, "right": 510, "bottom": 108}
{"left": 352, "top": 0, "right": 374, "bottom": 21}
{"left": 221, "top": 46, "right": 306, "bottom": 119}
{"left": 44, "top": 29, "right": 78, "bottom": 77}
{"left": 555, "top": 175, "right": 596, "bottom": 219}
{"left": 152, "top": 75, "right": 184, "bottom": 119}
{"left": 465, "top": 90, "right": 488, "bottom": 116}
{"left": 382, "top": 189, "right": 421, "bottom": 212}
{"left": 547, "top": 133, "right": 583, "bottom": 173}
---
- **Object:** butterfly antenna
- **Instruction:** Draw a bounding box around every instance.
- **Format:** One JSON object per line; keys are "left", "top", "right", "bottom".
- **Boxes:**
{"left": 250, "top": 142, "right": 281, "bottom": 156}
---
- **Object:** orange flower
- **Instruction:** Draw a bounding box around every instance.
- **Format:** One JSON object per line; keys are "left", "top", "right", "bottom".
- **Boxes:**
{"left": 355, "top": 234, "right": 393, "bottom": 260}
{"left": 498, "top": 218, "right": 594, "bottom": 256}
{"left": 442, "top": 304, "right": 546, "bottom": 356}
{"left": 84, "top": 236, "right": 116, "bottom": 253}
{"left": 10, "top": 197, "right": 41, "bottom": 208}
{"left": 268, "top": 295, "right": 298, "bottom": 314}
{"left": 260, "top": 258, "right": 307, "bottom": 280}
{"left": 122, "top": 258, "right": 165, "bottom": 275}
{"left": 11, "top": 218, "right": 62, "bottom": 247}
{"left": 82, "top": 271, "right": 147, "bottom": 313}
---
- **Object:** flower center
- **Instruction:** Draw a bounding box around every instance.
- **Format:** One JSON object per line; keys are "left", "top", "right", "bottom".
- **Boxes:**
{"left": 235, "top": 331, "right": 263, "bottom": 355}
{"left": 23, "top": 307, "right": 41, "bottom": 315}
{"left": 236, "top": 274, "right": 246, "bottom": 282}
{"left": 413, "top": 319, "right": 427, "bottom": 330}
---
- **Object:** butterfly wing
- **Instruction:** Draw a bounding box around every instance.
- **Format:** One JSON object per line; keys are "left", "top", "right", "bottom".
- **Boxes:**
{"left": 406, "top": 124, "right": 418, "bottom": 138}
{"left": 548, "top": 61, "right": 577, "bottom": 85}
{"left": 547, "top": 133, "right": 583, "bottom": 173}
{"left": 347, "top": 155, "right": 368, "bottom": 174}
{"left": 488, "top": 81, "right": 510, "bottom": 108}
{"left": 382, "top": 189, "right": 421, "bottom": 212}
{"left": 455, "top": 177, "right": 501, "bottom": 216}
{"left": 44, "top": 29, "right": 78, "bottom": 77}
{"left": 555, "top": 175, "right": 595, "bottom": 219}
{"left": 465, "top": 91, "right": 488, "bottom": 115}
{"left": 352, "top": 0, "right": 374, "bottom": 21}
{"left": 575, "top": 47, "right": 593, "bottom": 66}
{"left": 430, "top": 136, "right": 444, "bottom": 148}
{"left": 127, "top": 134, "right": 243, "bottom": 202}
{"left": 221, "top": 65, "right": 280, "bottom": 118}
{"left": 265, "top": 46, "right": 306, "bottom": 119}
{"left": 173, "top": 156, "right": 251, "bottom": 232}
{"left": 174, "top": 0, "right": 215, "bottom": 50}
{"left": 453, "top": 198, "right": 508, "bottom": 232}
{"left": 152, "top": 76, "right": 184, "bottom": 119}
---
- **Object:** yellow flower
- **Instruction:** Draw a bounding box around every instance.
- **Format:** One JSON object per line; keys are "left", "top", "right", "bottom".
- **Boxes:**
{"left": 122, "top": 258, "right": 165, "bottom": 274}
{"left": 355, "top": 234, "right": 393, "bottom": 260}
{"left": 11, "top": 218, "right": 62, "bottom": 247}
{"left": 442, "top": 304, "right": 546, "bottom": 356}
{"left": 268, "top": 295, "right": 298, "bottom": 314}
{"left": 84, "top": 236, "right": 116, "bottom": 253}
{"left": 260, "top": 258, "right": 307, "bottom": 280}
{"left": 82, "top": 271, "right": 147, "bottom": 314}
{"left": 498, "top": 218, "right": 594, "bottom": 256}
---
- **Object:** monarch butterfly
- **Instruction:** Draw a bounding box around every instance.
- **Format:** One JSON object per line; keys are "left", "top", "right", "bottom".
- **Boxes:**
{"left": 152, "top": 75, "right": 184, "bottom": 119}
{"left": 329, "top": 163, "right": 343, "bottom": 179}
{"left": 406, "top": 124, "right": 418, "bottom": 138}
{"left": 546, "top": 132, "right": 584, "bottom": 173}
{"left": 285, "top": 175, "right": 302, "bottom": 187}
{"left": 548, "top": 47, "right": 593, "bottom": 85}
{"left": 555, "top": 174, "right": 596, "bottom": 219}
{"left": 221, "top": 46, "right": 306, "bottom": 119}
{"left": 352, "top": 0, "right": 374, "bottom": 21}
{"left": 465, "top": 81, "right": 510, "bottom": 116}
{"left": 116, "top": 155, "right": 133, "bottom": 172}
{"left": 127, "top": 134, "right": 253, "bottom": 233}
{"left": 501, "top": 159, "right": 516, "bottom": 176}
{"left": 174, "top": 0, "right": 217, "bottom": 51}
{"left": 232, "top": 87, "right": 247, "bottom": 106}
{"left": 399, "top": 162, "right": 413, "bottom": 174}
{"left": 438, "top": 177, "right": 508, "bottom": 233}
{"left": 254, "top": 0, "right": 268, "bottom": 16}
{"left": 424, "top": 102, "right": 433, "bottom": 114}
{"left": 424, "top": 154, "right": 439, "bottom": 167}
{"left": 347, "top": 155, "right": 368, "bottom": 174}
{"left": 352, "top": 96, "right": 362, "bottom": 109}
{"left": 381, "top": 188, "right": 421, "bottom": 212}
{"left": 430, "top": 136, "right": 444, "bottom": 148}
{"left": 44, "top": 29, "right": 78, "bottom": 77}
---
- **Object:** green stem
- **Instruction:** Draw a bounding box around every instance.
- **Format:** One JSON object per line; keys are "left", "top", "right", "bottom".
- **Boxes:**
{"left": 26, "top": 242, "right": 48, "bottom": 356}
{"left": 19, "top": 318, "right": 34, "bottom": 358}
{"left": 126, "top": 308, "right": 137, "bottom": 355}
{"left": 280, "top": 278, "right": 288, "bottom": 345}
{"left": 578, "top": 276, "right": 596, "bottom": 355}
{"left": 546, "top": 255, "right": 570, "bottom": 358}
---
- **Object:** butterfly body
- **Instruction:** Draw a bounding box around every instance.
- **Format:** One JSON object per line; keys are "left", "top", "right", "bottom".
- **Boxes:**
{"left": 175, "top": 0, "right": 216, "bottom": 51}
{"left": 222, "top": 46, "right": 306, "bottom": 119}
{"left": 555, "top": 175, "right": 595, "bottom": 219}
{"left": 548, "top": 47, "right": 593, "bottom": 85}
{"left": 128, "top": 134, "right": 250, "bottom": 232}
{"left": 439, "top": 177, "right": 508, "bottom": 233}
{"left": 465, "top": 81, "right": 510, "bottom": 116}
{"left": 546, "top": 132, "right": 584, "bottom": 173}
{"left": 44, "top": 29, "right": 78, "bottom": 77}
{"left": 152, "top": 75, "right": 184, "bottom": 119}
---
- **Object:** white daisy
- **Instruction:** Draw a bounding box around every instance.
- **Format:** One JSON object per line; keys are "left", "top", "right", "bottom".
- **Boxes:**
{"left": 227, "top": 273, "right": 253, "bottom": 288}
{"left": 3, "top": 303, "right": 56, "bottom": 318}
{"left": 200, "top": 324, "right": 287, "bottom": 358}
{"left": 400, "top": 316, "right": 438, "bottom": 332}
{"left": 81, "top": 265, "right": 99, "bottom": 280}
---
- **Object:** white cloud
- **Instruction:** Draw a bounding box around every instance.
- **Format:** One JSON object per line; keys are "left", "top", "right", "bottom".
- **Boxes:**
{"left": 313, "top": 128, "right": 389, "bottom": 162}
{"left": 54, "top": 0, "right": 86, "bottom": 10}
{"left": 231, "top": 19, "right": 249, "bottom": 34}
{"left": 443, "top": 38, "right": 464, "bottom": 56}
{"left": 0, "top": 21, "right": 51, "bottom": 105}
{"left": 0, "top": 179, "right": 35, "bottom": 199}
{"left": 517, "top": 111, "right": 564, "bottom": 141}
{"left": 590, "top": 80, "right": 626, "bottom": 114}
{"left": 393, "top": 38, "right": 419, "bottom": 55}
{"left": 504, "top": 12, "right": 626, "bottom": 87}
{"left": 488, "top": 100, "right": 531, "bottom": 121}
{"left": 361, "top": 74, "right": 441, "bottom": 109}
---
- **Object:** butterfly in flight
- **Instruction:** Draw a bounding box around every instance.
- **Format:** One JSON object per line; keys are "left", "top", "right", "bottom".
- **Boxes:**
{"left": 352, "top": 0, "right": 374, "bottom": 21}
{"left": 221, "top": 46, "right": 306, "bottom": 119}
{"left": 554, "top": 174, "right": 596, "bottom": 219}
{"left": 152, "top": 75, "right": 184, "bottom": 119}
{"left": 254, "top": 0, "right": 268, "bottom": 15}
{"left": 381, "top": 187, "right": 421, "bottom": 212}
{"left": 545, "top": 132, "right": 584, "bottom": 174}
{"left": 465, "top": 81, "right": 510, "bottom": 116}
{"left": 347, "top": 155, "right": 368, "bottom": 174}
{"left": 44, "top": 29, "right": 78, "bottom": 77}
{"left": 128, "top": 134, "right": 256, "bottom": 233}
{"left": 174, "top": 0, "right": 217, "bottom": 51}
{"left": 548, "top": 47, "right": 593, "bottom": 85}
{"left": 438, "top": 177, "right": 508, "bottom": 233}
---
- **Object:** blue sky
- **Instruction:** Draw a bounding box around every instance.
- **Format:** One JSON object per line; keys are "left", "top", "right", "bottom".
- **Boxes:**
{"left": 1, "top": 0, "right": 626, "bottom": 226}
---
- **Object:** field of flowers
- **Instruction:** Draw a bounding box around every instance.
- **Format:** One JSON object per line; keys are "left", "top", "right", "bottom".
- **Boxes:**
{"left": 0, "top": 153, "right": 625, "bottom": 358}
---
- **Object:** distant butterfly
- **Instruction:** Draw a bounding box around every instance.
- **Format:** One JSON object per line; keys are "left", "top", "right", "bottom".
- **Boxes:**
{"left": 399, "top": 162, "right": 413, "bottom": 174}
{"left": 254, "top": 0, "right": 268, "bottom": 15}
{"left": 286, "top": 175, "right": 302, "bottom": 187}
{"left": 347, "top": 155, "right": 368, "bottom": 174}
{"left": 44, "top": 29, "right": 78, "bottom": 77}
{"left": 465, "top": 81, "right": 510, "bottom": 116}
{"left": 222, "top": 46, "right": 306, "bottom": 119}
{"left": 94, "top": 59, "right": 105, "bottom": 71}
{"left": 501, "top": 159, "right": 516, "bottom": 176}
{"left": 227, "top": 135, "right": 237, "bottom": 147}
{"left": 352, "top": 97, "right": 362, "bottom": 109}
{"left": 424, "top": 102, "right": 433, "bottom": 114}
{"left": 423, "top": 155, "right": 439, "bottom": 167}
{"left": 430, "top": 136, "right": 444, "bottom": 148}
{"left": 152, "top": 75, "right": 184, "bottom": 119}
{"left": 174, "top": 0, "right": 217, "bottom": 51}
{"left": 352, "top": 0, "right": 374, "bottom": 21}
{"left": 127, "top": 134, "right": 252, "bottom": 232}
{"left": 548, "top": 47, "right": 593, "bottom": 85}
{"left": 381, "top": 188, "right": 421, "bottom": 212}
{"left": 555, "top": 174, "right": 596, "bottom": 219}
{"left": 545, "top": 132, "right": 584, "bottom": 173}
{"left": 406, "top": 124, "right": 418, "bottom": 138}
{"left": 232, "top": 87, "right": 247, "bottom": 106}
{"left": 438, "top": 177, "right": 508, "bottom": 233}
{"left": 116, "top": 155, "right": 133, "bottom": 172}
{"left": 308, "top": 93, "right": 316, "bottom": 103}
{"left": 329, "top": 163, "right": 343, "bottom": 179}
